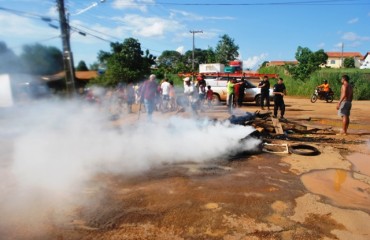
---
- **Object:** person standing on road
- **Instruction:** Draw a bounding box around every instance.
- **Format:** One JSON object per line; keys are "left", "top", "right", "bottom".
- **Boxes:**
{"left": 258, "top": 75, "right": 271, "bottom": 110}
{"left": 227, "top": 79, "right": 236, "bottom": 113}
{"left": 160, "top": 78, "right": 171, "bottom": 111}
{"left": 139, "top": 74, "right": 158, "bottom": 121}
{"left": 169, "top": 80, "right": 176, "bottom": 111}
{"left": 206, "top": 85, "right": 214, "bottom": 108}
{"left": 161, "top": 78, "right": 170, "bottom": 100}
{"left": 238, "top": 78, "right": 246, "bottom": 107}
{"left": 336, "top": 74, "right": 353, "bottom": 135}
{"left": 273, "top": 77, "right": 287, "bottom": 120}
{"left": 126, "top": 81, "right": 136, "bottom": 113}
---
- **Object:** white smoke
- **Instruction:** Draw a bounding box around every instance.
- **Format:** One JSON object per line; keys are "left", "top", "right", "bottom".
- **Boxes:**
{"left": 0, "top": 98, "right": 260, "bottom": 235}
{"left": 9, "top": 101, "right": 259, "bottom": 189}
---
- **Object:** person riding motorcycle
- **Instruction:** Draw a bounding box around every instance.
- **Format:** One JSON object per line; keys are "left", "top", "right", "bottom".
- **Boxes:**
{"left": 317, "top": 80, "right": 330, "bottom": 98}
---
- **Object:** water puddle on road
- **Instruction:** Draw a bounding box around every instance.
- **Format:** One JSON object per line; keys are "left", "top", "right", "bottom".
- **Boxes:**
{"left": 301, "top": 168, "right": 370, "bottom": 212}
{"left": 347, "top": 152, "right": 370, "bottom": 177}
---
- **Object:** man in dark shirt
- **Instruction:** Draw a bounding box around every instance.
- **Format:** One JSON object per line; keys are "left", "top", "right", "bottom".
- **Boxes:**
{"left": 258, "top": 75, "right": 270, "bottom": 110}
{"left": 238, "top": 78, "right": 246, "bottom": 107}
{"left": 273, "top": 77, "right": 287, "bottom": 120}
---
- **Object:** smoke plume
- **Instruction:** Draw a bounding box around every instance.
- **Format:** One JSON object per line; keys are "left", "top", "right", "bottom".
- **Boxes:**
{"left": 0, "top": 98, "right": 260, "bottom": 237}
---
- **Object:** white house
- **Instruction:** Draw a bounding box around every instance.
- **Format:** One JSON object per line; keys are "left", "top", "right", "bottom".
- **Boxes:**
{"left": 324, "top": 52, "right": 363, "bottom": 68}
{"left": 361, "top": 52, "right": 370, "bottom": 69}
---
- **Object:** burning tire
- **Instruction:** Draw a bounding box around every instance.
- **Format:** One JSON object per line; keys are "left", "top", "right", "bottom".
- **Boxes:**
{"left": 289, "top": 144, "right": 320, "bottom": 156}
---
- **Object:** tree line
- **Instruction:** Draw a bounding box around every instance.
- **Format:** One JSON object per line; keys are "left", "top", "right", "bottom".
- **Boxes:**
{"left": 0, "top": 34, "right": 239, "bottom": 86}
{"left": 0, "top": 36, "right": 361, "bottom": 88}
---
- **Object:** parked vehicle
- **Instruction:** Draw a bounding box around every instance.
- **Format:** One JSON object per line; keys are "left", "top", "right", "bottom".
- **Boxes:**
{"left": 205, "top": 76, "right": 273, "bottom": 106}
{"left": 310, "top": 87, "right": 334, "bottom": 103}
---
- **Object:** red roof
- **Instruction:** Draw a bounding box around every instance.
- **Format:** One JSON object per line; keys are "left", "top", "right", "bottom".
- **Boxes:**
{"left": 41, "top": 71, "right": 98, "bottom": 81}
{"left": 326, "top": 52, "right": 363, "bottom": 58}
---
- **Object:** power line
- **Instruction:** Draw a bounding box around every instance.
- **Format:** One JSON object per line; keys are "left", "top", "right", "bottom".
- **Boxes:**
{"left": 156, "top": 0, "right": 369, "bottom": 6}
{"left": 0, "top": 5, "right": 163, "bottom": 54}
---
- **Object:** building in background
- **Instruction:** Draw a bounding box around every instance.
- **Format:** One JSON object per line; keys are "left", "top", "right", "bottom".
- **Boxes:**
{"left": 325, "top": 52, "right": 363, "bottom": 68}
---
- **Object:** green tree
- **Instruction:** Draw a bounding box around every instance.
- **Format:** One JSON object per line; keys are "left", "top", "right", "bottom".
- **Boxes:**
{"left": 76, "top": 60, "right": 89, "bottom": 71}
{"left": 0, "top": 41, "right": 21, "bottom": 73}
{"left": 215, "top": 34, "right": 239, "bottom": 64}
{"left": 89, "top": 62, "right": 100, "bottom": 71}
{"left": 204, "top": 47, "right": 216, "bottom": 63}
{"left": 20, "top": 43, "right": 63, "bottom": 75}
{"left": 156, "top": 50, "right": 187, "bottom": 75}
{"left": 343, "top": 57, "right": 355, "bottom": 68}
{"left": 285, "top": 46, "right": 328, "bottom": 81}
{"left": 95, "top": 38, "right": 156, "bottom": 86}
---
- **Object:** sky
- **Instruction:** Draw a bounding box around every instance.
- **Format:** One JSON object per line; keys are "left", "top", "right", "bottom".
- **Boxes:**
{"left": 0, "top": 0, "right": 369, "bottom": 70}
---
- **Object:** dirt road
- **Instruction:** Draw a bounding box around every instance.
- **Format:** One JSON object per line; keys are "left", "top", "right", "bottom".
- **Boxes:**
{"left": 1, "top": 97, "right": 369, "bottom": 240}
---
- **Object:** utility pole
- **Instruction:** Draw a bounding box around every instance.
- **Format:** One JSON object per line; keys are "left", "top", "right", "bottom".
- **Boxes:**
{"left": 341, "top": 42, "right": 344, "bottom": 68}
{"left": 190, "top": 30, "right": 203, "bottom": 76}
{"left": 57, "top": 0, "right": 76, "bottom": 96}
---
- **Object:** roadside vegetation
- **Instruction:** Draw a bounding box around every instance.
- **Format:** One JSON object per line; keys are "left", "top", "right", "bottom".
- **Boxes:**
{"left": 1, "top": 37, "right": 369, "bottom": 100}
{"left": 259, "top": 66, "right": 370, "bottom": 100}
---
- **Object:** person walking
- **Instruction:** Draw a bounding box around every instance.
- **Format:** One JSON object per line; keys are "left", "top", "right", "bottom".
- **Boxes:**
{"left": 169, "top": 80, "right": 177, "bottom": 111}
{"left": 139, "top": 74, "right": 158, "bottom": 121}
{"left": 126, "top": 81, "right": 136, "bottom": 113}
{"left": 258, "top": 75, "right": 270, "bottom": 110}
{"left": 160, "top": 78, "right": 171, "bottom": 112}
{"left": 273, "top": 77, "right": 287, "bottom": 120}
{"left": 336, "top": 74, "right": 353, "bottom": 135}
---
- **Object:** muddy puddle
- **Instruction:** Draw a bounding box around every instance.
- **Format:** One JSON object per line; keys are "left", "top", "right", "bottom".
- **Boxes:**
{"left": 301, "top": 151, "right": 370, "bottom": 212}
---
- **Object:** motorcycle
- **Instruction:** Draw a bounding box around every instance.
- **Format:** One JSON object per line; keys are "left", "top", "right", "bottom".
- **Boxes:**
{"left": 310, "top": 87, "right": 334, "bottom": 103}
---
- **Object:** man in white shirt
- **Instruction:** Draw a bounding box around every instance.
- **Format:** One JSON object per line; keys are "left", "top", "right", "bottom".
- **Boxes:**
{"left": 161, "top": 78, "right": 171, "bottom": 101}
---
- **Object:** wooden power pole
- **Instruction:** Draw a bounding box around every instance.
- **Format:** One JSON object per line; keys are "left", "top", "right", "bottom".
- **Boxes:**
{"left": 57, "top": 0, "right": 76, "bottom": 95}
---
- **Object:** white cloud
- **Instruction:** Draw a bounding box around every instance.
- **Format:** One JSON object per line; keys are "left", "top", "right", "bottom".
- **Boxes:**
{"left": 341, "top": 32, "right": 370, "bottom": 41}
{"left": 112, "top": 0, "right": 155, "bottom": 12}
{"left": 243, "top": 53, "right": 268, "bottom": 70}
{"left": 317, "top": 42, "right": 325, "bottom": 48}
{"left": 334, "top": 42, "right": 343, "bottom": 48}
{"left": 176, "top": 46, "right": 185, "bottom": 54}
{"left": 347, "top": 18, "right": 359, "bottom": 24}
{"left": 169, "top": 9, "right": 234, "bottom": 21}
{"left": 112, "top": 14, "right": 183, "bottom": 38}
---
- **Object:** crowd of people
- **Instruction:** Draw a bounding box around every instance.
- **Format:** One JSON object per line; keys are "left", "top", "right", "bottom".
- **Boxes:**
{"left": 81, "top": 73, "right": 353, "bottom": 135}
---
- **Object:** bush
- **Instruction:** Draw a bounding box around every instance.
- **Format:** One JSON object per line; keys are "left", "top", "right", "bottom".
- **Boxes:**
{"left": 259, "top": 66, "right": 370, "bottom": 100}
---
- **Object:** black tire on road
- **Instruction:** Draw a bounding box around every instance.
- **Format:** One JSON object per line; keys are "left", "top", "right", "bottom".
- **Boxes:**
{"left": 289, "top": 144, "right": 321, "bottom": 156}
{"left": 326, "top": 95, "right": 334, "bottom": 103}
{"left": 310, "top": 94, "right": 318, "bottom": 103}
